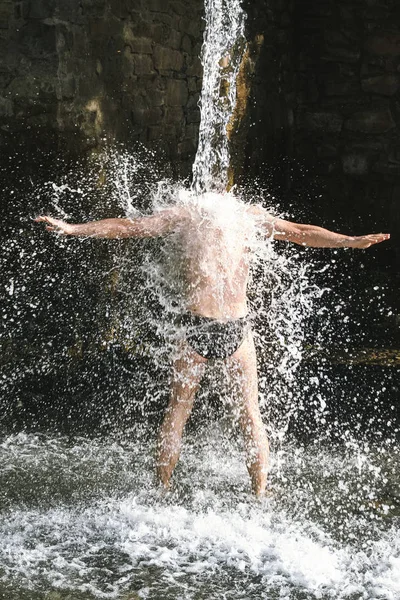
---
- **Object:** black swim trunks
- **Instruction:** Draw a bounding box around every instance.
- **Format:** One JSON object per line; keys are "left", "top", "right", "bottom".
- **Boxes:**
{"left": 179, "top": 312, "right": 249, "bottom": 360}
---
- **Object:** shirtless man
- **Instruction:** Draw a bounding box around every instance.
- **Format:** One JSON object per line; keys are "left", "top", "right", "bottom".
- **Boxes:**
{"left": 35, "top": 198, "right": 389, "bottom": 496}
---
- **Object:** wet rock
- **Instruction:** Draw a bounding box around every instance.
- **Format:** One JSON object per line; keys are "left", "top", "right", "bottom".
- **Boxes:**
{"left": 164, "top": 105, "right": 184, "bottom": 124}
{"left": 317, "top": 143, "right": 338, "bottom": 158}
{"left": 181, "top": 34, "right": 192, "bottom": 53}
{"left": 172, "top": 1, "right": 187, "bottom": 15}
{"left": 27, "top": 0, "right": 55, "bottom": 19}
{"left": 0, "top": 2, "right": 13, "bottom": 28}
{"left": 147, "top": 0, "right": 170, "bottom": 12}
{"left": 323, "top": 46, "right": 361, "bottom": 63}
{"left": 59, "top": 74, "right": 76, "bottom": 99}
{"left": 129, "top": 37, "right": 153, "bottom": 55}
{"left": 134, "top": 54, "right": 155, "bottom": 76}
{"left": 153, "top": 45, "right": 184, "bottom": 71}
{"left": 361, "top": 74, "right": 400, "bottom": 96}
{"left": 123, "top": 26, "right": 153, "bottom": 54}
{"left": 131, "top": 106, "right": 162, "bottom": 126}
{"left": 81, "top": 0, "right": 106, "bottom": 18}
{"left": 186, "top": 55, "right": 202, "bottom": 77}
{"left": 148, "top": 123, "right": 176, "bottom": 140}
{"left": 325, "top": 79, "right": 359, "bottom": 96}
{"left": 297, "top": 75, "right": 319, "bottom": 103}
{"left": 0, "top": 0, "right": 204, "bottom": 176}
{"left": 19, "top": 21, "right": 58, "bottom": 60}
{"left": 0, "top": 97, "right": 13, "bottom": 117}
{"left": 166, "top": 29, "right": 182, "bottom": 50}
{"left": 373, "top": 160, "right": 400, "bottom": 175}
{"left": 323, "top": 31, "right": 361, "bottom": 64}
{"left": 345, "top": 109, "right": 396, "bottom": 133}
{"left": 342, "top": 154, "right": 369, "bottom": 176}
{"left": 365, "top": 32, "right": 400, "bottom": 57}
{"left": 243, "top": 0, "right": 400, "bottom": 295}
{"left": 187, "top": 108, "right": 200, "bottom": 123}
{"left": 165, "top": 79, "right": 188, "bottom": 106}
{"left": 179, "top": 16, "right": 201, "bottom": 37}
{"left": 144, "top": 22, "right": 166, "bottom": 44}
{"left": 299, "top": 111, "right": 343, "bottom": 133}
{"left": 187, "top": 77, "right": 197, "bottom": 92}
{"left": 8, "top": 75, "right": 57, "bottom": 101}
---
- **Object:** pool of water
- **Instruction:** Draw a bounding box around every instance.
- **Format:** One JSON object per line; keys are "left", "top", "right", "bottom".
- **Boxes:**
{"left": 1, "top": 425, "right": 400, "bottom": 600}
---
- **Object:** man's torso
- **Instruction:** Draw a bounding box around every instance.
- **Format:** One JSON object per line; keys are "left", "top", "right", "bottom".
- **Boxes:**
{"left": 175, "top": 200, "right": 259, "bottom": 320}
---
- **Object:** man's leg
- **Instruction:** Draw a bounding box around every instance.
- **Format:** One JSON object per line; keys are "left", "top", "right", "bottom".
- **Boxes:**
{"left": 156, "top": 342, "right": 207, "bottom": 489}
{"left": 225, "top": 332, "right": 269, "bottom": 496}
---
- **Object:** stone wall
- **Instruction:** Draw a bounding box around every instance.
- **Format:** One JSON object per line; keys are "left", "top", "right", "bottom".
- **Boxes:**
{"left": 241, "top": 0, "right": 296, "bottom": 189}
{"left": 294, "top": 0, "right": 400, "bottom": 249}
{"left": 242, "top": 0, "right": 399, "bottom": 273}
{"left": 0, "top": 0, "right": 204, "bottom": 176}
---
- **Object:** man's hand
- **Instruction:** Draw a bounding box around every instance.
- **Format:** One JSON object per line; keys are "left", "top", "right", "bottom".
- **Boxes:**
{"left": 347, "top": 233, "right": 390, "bottom": 249}
{"left": 35, "top": 215, "right": 73, "bottom": 235}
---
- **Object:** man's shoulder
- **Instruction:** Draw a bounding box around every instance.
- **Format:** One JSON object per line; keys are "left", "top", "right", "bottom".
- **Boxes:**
{"left": 246, "top": 203, "right": 264, "bottom": 216}
{"left": 154, "top": 204, "right": 187, "bottom": 221}
{"left": 246, "top": 204, "right": 275, "bottom": 222}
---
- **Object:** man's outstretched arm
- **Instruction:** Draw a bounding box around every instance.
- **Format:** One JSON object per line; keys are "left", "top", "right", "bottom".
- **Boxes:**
{"left": 35, "top": 208, "right": 182, "bottom": 239}
{"left": 250, "top": 207, "right": 390, "bottom": 249}
{"left": 272, "top": 219, "right": 390, "bottom": 249}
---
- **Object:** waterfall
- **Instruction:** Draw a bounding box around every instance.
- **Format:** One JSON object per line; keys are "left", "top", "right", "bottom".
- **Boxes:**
{"left": 192, "top": 0, "right": 246, "bottom": 193}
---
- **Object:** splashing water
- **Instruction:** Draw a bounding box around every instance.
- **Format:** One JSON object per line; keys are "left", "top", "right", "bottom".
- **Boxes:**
{"left": 2, "top": 144, "right": 399, "bottom": 598}
{"left": 1, "top": 0, "right": 399, "bottom": 597}
{"left": 1, "top": 432, "right": 400, "bottom": 600}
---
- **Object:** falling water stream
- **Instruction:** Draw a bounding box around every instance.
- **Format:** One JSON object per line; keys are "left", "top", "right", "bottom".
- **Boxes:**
{"left": 191, "top": 0, "right": 245, "bottom": 192}
{"left": 1, "top": 0, "right": 400, "bottom": 599}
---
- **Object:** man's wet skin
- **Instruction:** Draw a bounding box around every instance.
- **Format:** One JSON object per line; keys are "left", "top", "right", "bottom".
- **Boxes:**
{"left": 35, "top": 194, "right": 390, "bottom": 496}
{"left": 156, "top": 198, "right": 269, "bottom": 496}
{"left": 175, "top": 197, "right": 254, "bottom": 320}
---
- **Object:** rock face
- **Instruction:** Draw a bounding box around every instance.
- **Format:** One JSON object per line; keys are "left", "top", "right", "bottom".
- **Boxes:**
{"left": 0, "top": 0, "right": 204, "bottom": 176}
{"left": 241, "top": 0, "right": 400, "bottom": 274}
{"left": 3, "top": 0, "right": 399, "bottom": 234}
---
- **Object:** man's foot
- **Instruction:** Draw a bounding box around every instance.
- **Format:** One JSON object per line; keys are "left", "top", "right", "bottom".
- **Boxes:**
{"left": 254, "top": 485, "right": 273, "bottom": 500}
{"left": 155, "top": 470, "right": 172, "bottom": 495}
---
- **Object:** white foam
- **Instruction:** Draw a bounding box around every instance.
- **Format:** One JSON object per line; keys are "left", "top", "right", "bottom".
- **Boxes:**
{"left": 1, "top": 433, "right": 399, "bottom": 599}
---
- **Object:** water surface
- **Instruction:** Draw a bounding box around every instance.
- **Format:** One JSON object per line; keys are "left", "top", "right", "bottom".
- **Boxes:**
{"left": 1, "top": 426, "right": 399, "bottom": 600}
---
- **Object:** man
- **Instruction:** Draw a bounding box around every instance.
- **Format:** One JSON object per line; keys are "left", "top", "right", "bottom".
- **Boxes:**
{"left": 35, "top": 195, "right": 389, "bottom": 496}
